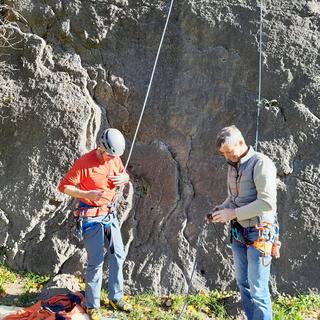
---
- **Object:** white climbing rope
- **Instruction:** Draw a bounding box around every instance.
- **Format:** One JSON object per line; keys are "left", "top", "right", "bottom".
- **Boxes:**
{"left": 123, "top": 0, "right": 175, "bottom": 171}
{"left": 111, "top": 0, "right": 175, "bottom": 206}
{"left": 254, "top": 0, "right": 264, "bottom": 151}
{"left": 177, "top": 224, "right": 207, "bottom": 320}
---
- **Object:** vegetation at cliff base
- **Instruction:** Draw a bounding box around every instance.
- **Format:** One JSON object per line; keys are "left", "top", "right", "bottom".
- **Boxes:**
{"left": 1, "top": 264, "right": 320, "bottom": 319}
{"left": 0, "top": 264, "right": 50, "bottom": 306}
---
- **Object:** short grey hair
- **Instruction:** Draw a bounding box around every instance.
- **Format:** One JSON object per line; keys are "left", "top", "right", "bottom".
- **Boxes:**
{"left": 215, "top": 125, "right": 244, "bottom": 149}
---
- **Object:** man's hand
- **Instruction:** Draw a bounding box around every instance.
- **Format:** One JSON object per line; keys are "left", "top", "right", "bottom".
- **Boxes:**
{"left": 208, "top": 208, "right": 236, "bottom": 223}
{"left": 63, "top": 185, "right": 106, "bottom": 201}
{"left": 206, "top": 206, "right": 221, "bottom": 223}
{"left": 85, "top": 190, "right": 105, "bottom": 201}
{"left": 109, "top": 172, "right": 130, "bottom": 186}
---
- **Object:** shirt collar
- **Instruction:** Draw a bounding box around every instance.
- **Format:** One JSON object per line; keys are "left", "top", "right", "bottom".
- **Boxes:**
{"left": 239, "top": 146, "right": 255, "bottom": 164}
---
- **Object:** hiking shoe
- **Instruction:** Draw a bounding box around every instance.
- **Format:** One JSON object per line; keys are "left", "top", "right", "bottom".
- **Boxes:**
{"left": 87, "top": 308, "right": 101, "bottom": 320}
{"left": 109, "top": 298, "right": 133, "bottom": 312}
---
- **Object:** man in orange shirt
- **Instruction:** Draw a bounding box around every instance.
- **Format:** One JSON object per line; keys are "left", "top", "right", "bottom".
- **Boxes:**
{"left": 59, "top": 128, "right": 132, "bottom": 320}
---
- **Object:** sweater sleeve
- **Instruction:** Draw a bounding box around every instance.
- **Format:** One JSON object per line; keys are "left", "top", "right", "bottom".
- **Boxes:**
{"left": 235, "top": 156, "right": 277, "bottom": 221}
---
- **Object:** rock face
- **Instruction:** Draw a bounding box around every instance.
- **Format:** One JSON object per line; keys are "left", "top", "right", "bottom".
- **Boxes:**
{"left": 38, "top": 274, "right": 81, "bottom": 300}
{"left": 0, "top": 0, "right": 319, "bottom": 295}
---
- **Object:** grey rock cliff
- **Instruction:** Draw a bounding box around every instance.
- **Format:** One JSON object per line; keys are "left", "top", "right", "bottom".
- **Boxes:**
{"left": 0, "top": 0, "right": 319, "bottom": 295}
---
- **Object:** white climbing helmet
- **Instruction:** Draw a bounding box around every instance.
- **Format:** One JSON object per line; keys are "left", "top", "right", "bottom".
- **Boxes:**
{"left": 100, "top": 128, "right": 125, "bottom": 156}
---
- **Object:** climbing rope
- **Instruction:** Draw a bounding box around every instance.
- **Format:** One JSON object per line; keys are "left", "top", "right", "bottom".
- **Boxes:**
{"left": 123, "top": 0, "right": 175, "bottom": 172}
{"left": 177, "top": 224, "right": 208, "bottom": 320}
{"left": 111, "top": 0, "right": 175, "bottom": 207}
{"left": 177, "top": 218, "right": 230, "bottom": 319}
{"left": 254, "top": 0, "right": 264, "bottom": 151}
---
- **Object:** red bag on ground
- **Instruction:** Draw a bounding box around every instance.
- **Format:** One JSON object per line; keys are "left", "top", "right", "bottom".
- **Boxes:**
{"left": 3, "top": 291, "right": 86, "bottom": 320}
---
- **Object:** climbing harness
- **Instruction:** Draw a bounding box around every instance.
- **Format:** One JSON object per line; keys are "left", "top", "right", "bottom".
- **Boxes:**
{"left": 231, "top": 220, "right": 281, "bottom": 267}
{"left": 73, "top": 201, "right": 114, "bottom": 241}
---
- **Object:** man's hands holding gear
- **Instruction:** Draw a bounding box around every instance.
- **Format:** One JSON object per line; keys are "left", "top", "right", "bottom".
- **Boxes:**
{"left": 206, "top": 207, "right": 236, "bottom": 224}
{"left": 109, "top": 172, "right": 130, "bottom": 186}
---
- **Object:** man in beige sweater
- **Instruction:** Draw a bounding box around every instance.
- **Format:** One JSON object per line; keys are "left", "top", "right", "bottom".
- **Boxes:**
{"left": 208, "top": 125, "right": 278, "bottom": 320}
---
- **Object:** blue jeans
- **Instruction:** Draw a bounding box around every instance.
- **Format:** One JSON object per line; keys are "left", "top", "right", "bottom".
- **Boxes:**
{"left": 231, "top": 227, "right": 272, "bottom": 320}
{"left": 83, "top": 214, "right": 125, "bottom": 309}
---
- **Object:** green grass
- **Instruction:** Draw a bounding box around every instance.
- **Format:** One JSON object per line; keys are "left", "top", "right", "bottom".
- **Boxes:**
{"left": 104, "top": 290, "right": 232, "bottom": 320}
{"left": 101, "top": 290, "right": 320, "bottom": 320}
{"left": 22, "top": 271, "right": 50, "bottom": 293}
{"left": 0, "top": 264, "right": 17, "bottom": 295}
{"left": 273, "top": 293, "right": 320, "bottom": 320}
{"left": 0, "top": 264, "right": 50, "bottom": 306}
{"left": 1, "top": 264, "right": 320, "bottom": 319}
{"left": 0, "top": 264, "right": 17, "bottom": 284}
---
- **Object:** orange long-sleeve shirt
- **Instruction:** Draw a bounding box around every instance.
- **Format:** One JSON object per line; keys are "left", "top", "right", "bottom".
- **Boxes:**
{"left": 58, "top": 149, "right": 124, "bottom": 207}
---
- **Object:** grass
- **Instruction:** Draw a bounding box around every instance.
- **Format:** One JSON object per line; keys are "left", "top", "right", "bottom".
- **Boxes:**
{"left": 0, "top": 264, "right": 17, "bottom": 295}
{"left": 0, "top": 264, "right": 320, "bottom": 319}
{"left": 101, "top": 291, "right": 320, "bottom": 319}
{"left": 100, "top": 290, "right": 235, "bottom": 320}
{"left": 0, "top": 264, "right": 50, "bottom": 306}
{"left": 23, "top": 271, "right": 50, "bottom": 293}
{"left": 273, "top": 293, "right": 320, "bottom": 320}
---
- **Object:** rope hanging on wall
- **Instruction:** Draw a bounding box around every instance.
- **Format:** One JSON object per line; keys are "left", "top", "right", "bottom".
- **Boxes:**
{"left": 254, "top": 0, "right": 265, "bottom": 151}
{"left": 254, "top": 0, "right": 278, "bottom": 151}
{"left": 124, "top": 0, "right": 175, "bottom": 171}
{"left": 110, "top": 0, "right": 175, "bottom": 208}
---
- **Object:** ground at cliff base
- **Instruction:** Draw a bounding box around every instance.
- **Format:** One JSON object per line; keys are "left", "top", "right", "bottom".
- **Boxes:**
{"left": 1, "top": 265, "right": 320, "bottom": 319}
